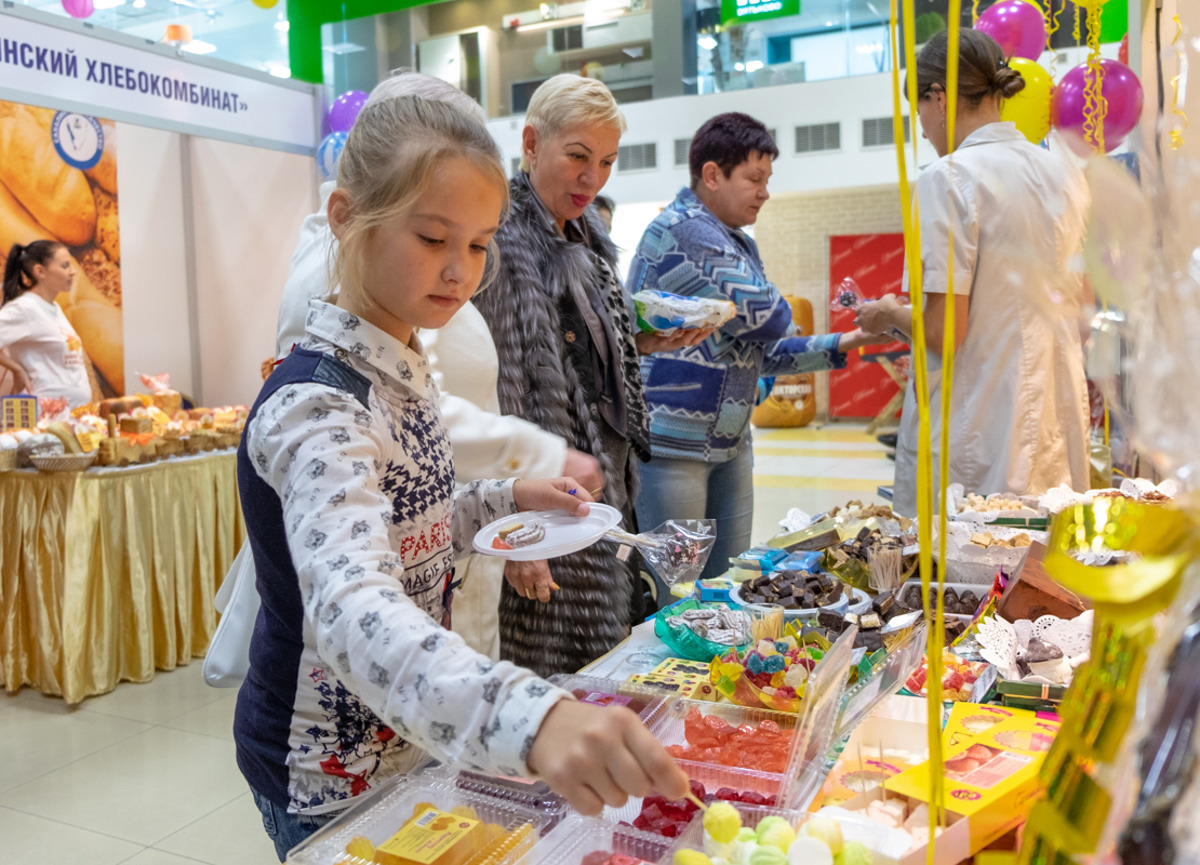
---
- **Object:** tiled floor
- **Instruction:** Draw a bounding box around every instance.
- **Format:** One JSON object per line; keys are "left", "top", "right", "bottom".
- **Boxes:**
{"left": 0, "top": 421, "right": 894, "bottom": 865}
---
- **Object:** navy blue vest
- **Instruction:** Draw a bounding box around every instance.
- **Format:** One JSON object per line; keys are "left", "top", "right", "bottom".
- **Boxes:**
{"left": 233, "top": 348, "right": 371, "bottom": 808}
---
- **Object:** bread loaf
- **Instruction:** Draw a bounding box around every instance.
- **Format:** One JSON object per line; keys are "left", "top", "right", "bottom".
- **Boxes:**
{"left": 84, "top": 120, "right": 117, "bottom": 195}
{"left": 0, "top": 106, "right": 96, "bottom": 246}
{"left": 98, "top": 396, "right": 143, "bottom": 419}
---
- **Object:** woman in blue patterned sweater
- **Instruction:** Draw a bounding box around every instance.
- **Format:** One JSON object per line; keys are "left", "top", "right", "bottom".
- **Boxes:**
{"left": 628, "top": 112, "right": 884, "bottom": 596}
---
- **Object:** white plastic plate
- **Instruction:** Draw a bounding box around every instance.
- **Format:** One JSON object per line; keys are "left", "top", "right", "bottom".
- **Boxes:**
{"left": 472, "top": 503, "right": 623, "bottom": 561}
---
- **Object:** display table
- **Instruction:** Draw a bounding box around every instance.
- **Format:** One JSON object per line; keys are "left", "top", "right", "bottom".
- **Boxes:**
{"left": 0, "top": 451, "right": 245, "bottom": 703}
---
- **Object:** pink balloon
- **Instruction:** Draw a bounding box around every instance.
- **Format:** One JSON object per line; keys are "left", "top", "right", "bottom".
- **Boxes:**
{"left": 1052, "top": 59, "right": 1144, "bottom": 153}
{"left": 62, "top": 0, "right": 94, "bottom": 18}
{"left": 976, "top": 0, "right": 1047, "bottom": 61}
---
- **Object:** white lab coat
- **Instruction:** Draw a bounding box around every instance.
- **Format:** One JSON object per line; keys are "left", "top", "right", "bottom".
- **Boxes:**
{"left": 894, "top": 123, "right": 1091, "bottom": 517}
{"left": 273, "top": 183, "right": 567, "bottom": 658}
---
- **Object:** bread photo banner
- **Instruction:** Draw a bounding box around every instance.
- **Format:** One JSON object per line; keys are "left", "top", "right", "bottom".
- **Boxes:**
{"left": 0, "top": 99, "right": 124, "bottom": 393}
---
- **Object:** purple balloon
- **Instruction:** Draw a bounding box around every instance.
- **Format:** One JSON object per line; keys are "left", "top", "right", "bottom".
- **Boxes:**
{"left": 62, "top": 0, "right": 94, "bottom": 18}
{"left": 976, "top": 1, "right": 1047, "bottom": 61}
{"left": 328, "top": 90, "right": 368, "bottom": 134}
{"left": 1052, "top": 59, "right": 1144, "bottom": 153}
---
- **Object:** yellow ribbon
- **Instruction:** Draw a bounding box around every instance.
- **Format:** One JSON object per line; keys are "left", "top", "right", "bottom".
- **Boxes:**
{"left": 1170, "top": 13, "right": 1189, "bottom": 150}
{"left": 1017, "top": 500, "right": 1200, "bottom": 863}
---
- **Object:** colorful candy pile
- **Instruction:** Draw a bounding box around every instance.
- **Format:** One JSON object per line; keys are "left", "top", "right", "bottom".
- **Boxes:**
{"left": 629, "top": 781, "right": 778, "bottom": 838}
{"left": 904, "top": 651, "right": 988, "bottom": 701}
{"left": 671, "top": 805, "right": 874, "bottom": 865}
{"left": 664, "top": 707, "right": 793, "bottom": 773}
{"left": 711, "top": 636, "right": 825, "bottom": 712}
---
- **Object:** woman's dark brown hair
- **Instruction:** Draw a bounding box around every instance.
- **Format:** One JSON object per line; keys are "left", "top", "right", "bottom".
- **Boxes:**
{"left": 3, "top": 241, "right": 65, "bottom": 306}
{"left": 913, "top": 29, "right": 1026, "bottom": 105}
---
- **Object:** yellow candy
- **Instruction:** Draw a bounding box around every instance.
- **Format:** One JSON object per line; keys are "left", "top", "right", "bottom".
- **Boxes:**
{"left": 703, "top": 800, "right": 743, "bottom": 844}
{"left": 674, "top": 851, "right": 715, "bottom": 865}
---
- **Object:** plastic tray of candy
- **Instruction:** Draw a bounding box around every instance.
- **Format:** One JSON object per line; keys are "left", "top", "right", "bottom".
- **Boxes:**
{"left": 548, "top": 673, "right": 670, "bottom": 726}
{"left": 518, "top": 814, "right": 674, "bottom": 865}
{"left": 420, "top": 764, "right": 570, "bottom": 835}
{"left": 285, "top": 773, "right": 551, "bottom": 865}
{"left": 666, "top": 801, "right": 810, "bottom": 858}
{"left": 599, "top": 699, "right": 801, "bottom": 834}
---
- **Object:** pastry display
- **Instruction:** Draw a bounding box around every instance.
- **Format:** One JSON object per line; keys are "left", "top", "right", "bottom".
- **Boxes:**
{"left": 967, "top": 530, "right": 1032, "bottom": 549}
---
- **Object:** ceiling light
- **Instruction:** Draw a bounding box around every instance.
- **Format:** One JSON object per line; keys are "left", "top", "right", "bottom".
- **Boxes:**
{"left": 180, "top": 39, "right": 217, "bottom": 55}
{"left": 267, "top": 64, "right": 291, "bottom": 78}
{"left": 698, "top": 35, "right": 717, "bottom": 50}
{"left": 746, "top": 60, "right": 763, "bottom": 72}
{"left": 133, "top": 0, "right": 145, "bottom": 6}
{"left": 322, "top": 42, "right": 367, "bottom": 54}
{"left": 275, "top": 19, "right": 289, "bottom": 32}
{"left": 734, "top": 61, "right": 744, "bottom": 71}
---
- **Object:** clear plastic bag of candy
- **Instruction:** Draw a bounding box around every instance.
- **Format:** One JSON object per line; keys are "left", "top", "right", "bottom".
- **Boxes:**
{"left": 605, "top": 519, "right": 716, "bottom": 585}
{"left": 830, "top": 277, "right": 864, "bottom": 312}
{"left": 630, "top": 290, "right": 735, "bottom": 335}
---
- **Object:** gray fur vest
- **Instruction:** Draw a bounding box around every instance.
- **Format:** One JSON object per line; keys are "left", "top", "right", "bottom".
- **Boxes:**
{"left": 473, "top": 172, "right": 650, "bottom": 677}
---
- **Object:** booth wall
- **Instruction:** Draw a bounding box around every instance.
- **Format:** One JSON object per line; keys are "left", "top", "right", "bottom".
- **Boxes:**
{"left": 189, "top": 137, "right": 317, "bottom": 408}
{"left": 754, "top": 183, "right": 904, "bottom": 419}
{"left": 117, "top": 124, "right": 196, "bottom": 400}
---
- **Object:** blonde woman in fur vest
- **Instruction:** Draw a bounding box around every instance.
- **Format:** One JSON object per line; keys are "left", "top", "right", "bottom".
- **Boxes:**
{"left": 474, "top": 75, "right": 707, "bottom": 677}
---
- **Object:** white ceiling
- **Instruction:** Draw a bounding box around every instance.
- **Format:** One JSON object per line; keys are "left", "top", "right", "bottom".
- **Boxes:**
{"left": 17, "top": 0, "right": 291, "bottom": 74}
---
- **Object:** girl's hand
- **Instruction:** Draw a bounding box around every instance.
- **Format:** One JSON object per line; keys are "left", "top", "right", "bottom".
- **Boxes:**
{"left": 504, "top": 559, "right": 558, "bottom": 603}
{"left": 512, "top": 477, "right": 593, "bottom": 516}
{"left": 635, "top": 326, "right": 715, "bottom": 355}
{"left": 527, "top": 699, "right": 690, "bottom": 815}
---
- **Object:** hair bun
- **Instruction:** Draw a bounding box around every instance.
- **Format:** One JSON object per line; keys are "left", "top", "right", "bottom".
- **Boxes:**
{"left": 993, "top": 65, "right": 1026, "bottom": 98}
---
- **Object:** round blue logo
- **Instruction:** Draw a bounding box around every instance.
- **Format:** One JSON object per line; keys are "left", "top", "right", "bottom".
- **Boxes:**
{"left": 51, "top": 111, "right": 105, "bottom": 171}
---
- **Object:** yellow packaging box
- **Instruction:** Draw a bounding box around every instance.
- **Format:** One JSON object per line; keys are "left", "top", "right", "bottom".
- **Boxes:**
{"left": 886, "top": 714, "right": 1057, "bottom": 853}
{"left": 627, "top": 672, "right": 716, "bottom": 701}
{"left": 652, "top": 658, "right": 713, "bottom": 678}
{"left": 941, "top": 703, "right": 1034, "bottom": 750}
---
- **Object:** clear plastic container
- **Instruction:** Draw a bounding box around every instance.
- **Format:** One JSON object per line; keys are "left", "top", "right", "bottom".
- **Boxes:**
{"left": 835, "top": 622, "right": 927, "bottom": 739}
{"left": 547, "top": 674, "right": 669, "bottom": 727}
{"left": 433, "top": 767, "right": 570, "bottom": 835}
{"left": 667, "top": 801, "right": 809, "bottom": 858}
{"left": 286, "top": 775, "right": 551, "bottom": 865}
{"left": 518, "top": 815, "right": 673, "bottom": 865}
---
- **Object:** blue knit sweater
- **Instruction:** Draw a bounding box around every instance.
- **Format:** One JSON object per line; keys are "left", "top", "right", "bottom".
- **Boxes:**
{"left": 628, "top": 188, "right": 846, "bottom": 462}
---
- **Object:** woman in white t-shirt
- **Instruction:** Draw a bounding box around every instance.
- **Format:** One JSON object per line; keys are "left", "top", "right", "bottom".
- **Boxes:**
{"left": 0, "top": 241, "right": 93, "bottom": 409}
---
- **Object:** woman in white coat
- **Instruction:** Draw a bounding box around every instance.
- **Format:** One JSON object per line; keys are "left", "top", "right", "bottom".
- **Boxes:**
{"left": 856, "top": 29, "right": 1091, "bottom": 517}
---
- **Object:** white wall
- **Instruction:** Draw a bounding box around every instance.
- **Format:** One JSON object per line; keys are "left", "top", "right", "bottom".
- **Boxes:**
{"left": 489, "top": 71, "right": 937, "bottom": 206}
{"left": 117, "top": 124, "right": 195, "bottom": 399}
{"left": 189, "top": 137, "right": 317, "bottom": 408}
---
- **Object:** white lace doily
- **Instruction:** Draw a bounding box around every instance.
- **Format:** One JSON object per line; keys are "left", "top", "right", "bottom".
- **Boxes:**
{"left": 1032, "top": 610, "right": 1094, "bottom": 658}
{"left": 974, "top": 612, "right": 1093, "bottom": 685}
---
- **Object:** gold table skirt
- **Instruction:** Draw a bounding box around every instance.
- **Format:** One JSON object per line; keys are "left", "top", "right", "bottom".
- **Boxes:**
{"left": 0, "top": 451, "right": 245, "bottom": 703}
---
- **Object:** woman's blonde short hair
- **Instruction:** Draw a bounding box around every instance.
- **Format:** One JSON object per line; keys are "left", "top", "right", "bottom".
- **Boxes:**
{"left": 333, "top": 96, "right": 510, "bottom": 305}
{"left": 519, "top": 74, "right": 626, "bottom": 172}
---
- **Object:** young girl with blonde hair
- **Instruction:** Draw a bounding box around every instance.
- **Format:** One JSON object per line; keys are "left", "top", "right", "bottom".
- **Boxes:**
{"left": 236, "top": 95, "right": 686, "bottom": 860}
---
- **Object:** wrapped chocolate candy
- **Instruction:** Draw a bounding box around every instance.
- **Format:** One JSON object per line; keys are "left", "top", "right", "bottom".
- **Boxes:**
{"left": 605, "top": 519, "right": 716, "bottom": 586}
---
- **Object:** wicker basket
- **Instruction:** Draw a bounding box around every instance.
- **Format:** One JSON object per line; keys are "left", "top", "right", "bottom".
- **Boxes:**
{"left": 0, "top": 449, "right": 16, "bottom": 472}
{"left": 30, "top": 452, "right": 97, "bottom": 472}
